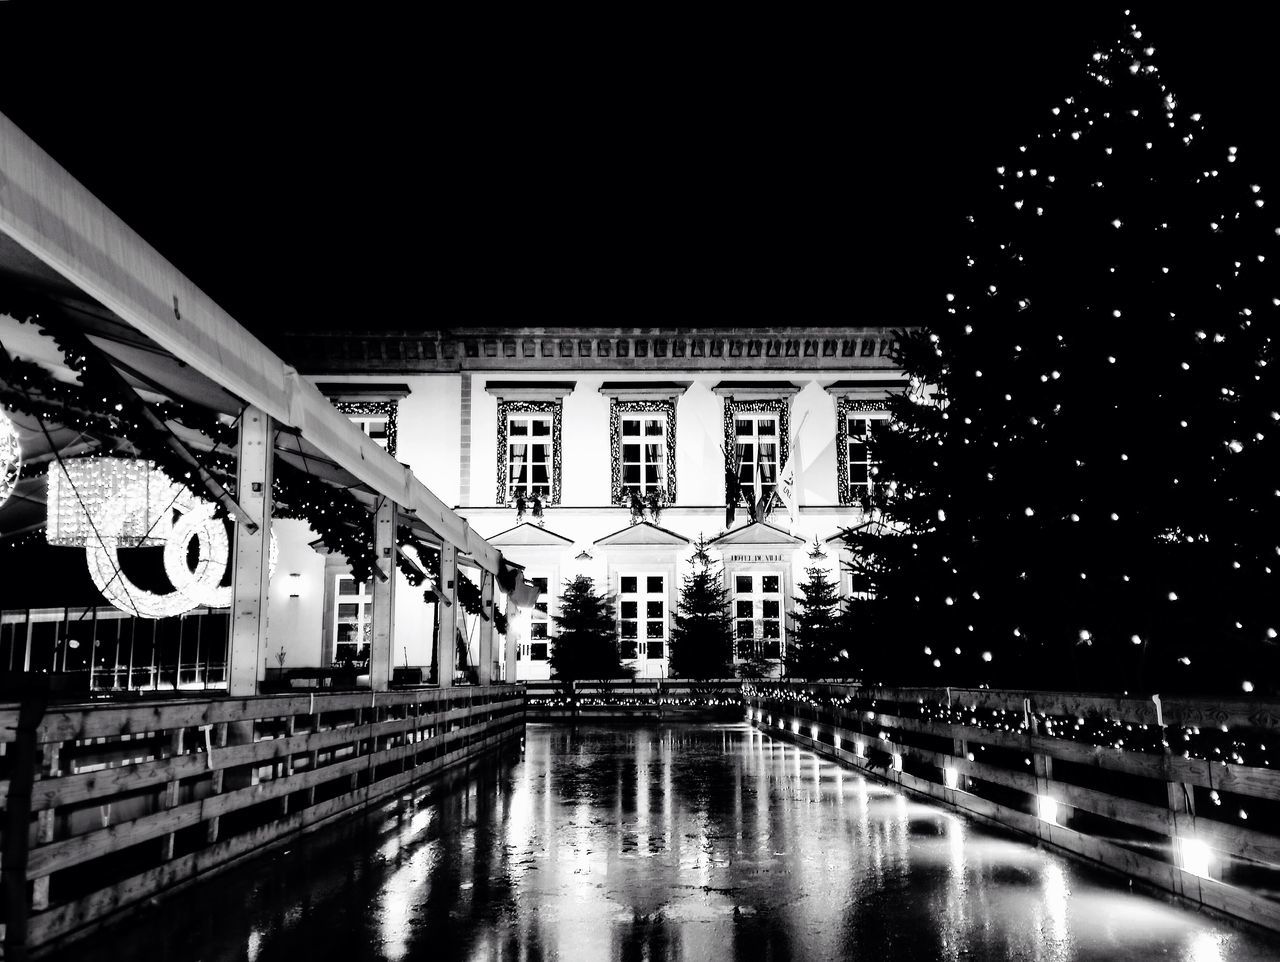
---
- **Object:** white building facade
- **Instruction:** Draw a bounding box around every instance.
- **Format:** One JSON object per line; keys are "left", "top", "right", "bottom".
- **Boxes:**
{"left": 287, "top": 327, "right": 906, "bottom": 680}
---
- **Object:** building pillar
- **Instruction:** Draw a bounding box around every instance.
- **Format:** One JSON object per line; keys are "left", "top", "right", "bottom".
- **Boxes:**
{"left": 370, "top": 499, "right": 397, "bottom": 691}
{"left": 478, "top": 568, "right": 495, "bottom": 685}
{"left": 436, "top": 542, "right": 458, "bottom": 687}
{"left": 228, "top": 407, "right": 273, "bottom": 696}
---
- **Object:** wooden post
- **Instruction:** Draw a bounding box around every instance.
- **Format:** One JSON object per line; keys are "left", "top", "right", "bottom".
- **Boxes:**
{"left": 162, "top": 728, "right": 185, "bottom": 860}
{"left": 503, "top": 595, "right": 518, "bottom": 684}
{"left": 436, "top": 542, "right": 458, "bottom": 687}
{"left": 227, "top": 407, "right": 274, "bottom": 696}
{"left": 478, "top": 569, "right": 495, "bottom": 686}
{"left": 369, "top": 500, "right": 397, "bottom": 692}
{"left": 2, "top": 693, "right": 48, "bottom": 962}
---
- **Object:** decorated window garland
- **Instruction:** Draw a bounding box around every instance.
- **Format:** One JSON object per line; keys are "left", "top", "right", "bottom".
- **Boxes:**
{"left": 835, "top": 396, "right": 891, "bottom": 506}
{"left": 495, "top": 398, "right": 562, "bottom": 505}
{"left": 722, "top": 396, "right": 790, "bottom": 507}
{"left": 334, "top": 400, "right": 398, "bottom": 457}
{"left": 609, "top": 398, "right": 677, "bottom": 506}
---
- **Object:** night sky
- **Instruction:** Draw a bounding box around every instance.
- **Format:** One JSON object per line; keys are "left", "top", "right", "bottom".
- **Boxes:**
{"left": 1, "top": 6, "right": 1277, "bottom": 342}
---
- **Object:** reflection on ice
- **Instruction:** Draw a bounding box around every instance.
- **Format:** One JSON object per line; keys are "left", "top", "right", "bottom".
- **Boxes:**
{"left": 47, "top": 722, "right": 1280, "bottom": 962}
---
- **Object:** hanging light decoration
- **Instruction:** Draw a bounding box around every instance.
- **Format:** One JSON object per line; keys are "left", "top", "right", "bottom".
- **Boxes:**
{"left": 0, "top": 404, "right": 20, "bottom": 510}
{"left": 47, "top": 456, "right": 277, "bottom": 617}
{"left": 45, "top": 456, "right": 176, "bottom": 547}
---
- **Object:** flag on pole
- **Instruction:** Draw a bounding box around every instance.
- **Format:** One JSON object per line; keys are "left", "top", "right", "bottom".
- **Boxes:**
{"left": 775, "top": 411, "right": 808, "bottom": 528}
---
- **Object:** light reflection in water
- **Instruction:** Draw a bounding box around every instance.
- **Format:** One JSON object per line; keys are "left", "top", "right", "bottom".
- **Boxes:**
{"left": 52, "top": 723, "right": 1280, "bottom": 962}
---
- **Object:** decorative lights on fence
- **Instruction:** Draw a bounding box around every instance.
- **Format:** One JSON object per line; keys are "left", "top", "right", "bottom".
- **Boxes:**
{"left": 1036, "top": 795, "right": 1060, "bottom": 825}
{"left": 1178, "top": 837, "right": 1213, "bottom": 879}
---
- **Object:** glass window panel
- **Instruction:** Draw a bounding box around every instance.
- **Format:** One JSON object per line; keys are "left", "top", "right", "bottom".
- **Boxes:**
{"left": 736, "top": 575, "right": 752, "bottom": 593}
{"left": 739, "top": 463, "right": 754, "bottom": 484}
{"left": 531, "top": 419, "right": 551, "bottom": 436}
{"left": 621, "top": 577, "right": 637, "bottom": 594}
{"left": 850, "top": 463, "right": 868, "bottom": 483}
{"left": 530, "top": 623, "right": 548, "bottom": 639}
{"left": 622, "top": 419, "right": 641, "bottom": 436}
{"left": 509, "top": 420, "right": 528, "bottom": 436}
{"left": 621, "top": 640, "right": 638, "bottom": 659}
{"left": 534, "top": 601, "right": 548, "bottom": 614}
{"left": 737, "top": 620, "right": 754, "bottom": 638}
{"left": 621, "top": 601, "right": 637, "bottom": 619}
{"left": 531, "top": 642, "right": 548, "bottom": 660}
{"left": 623, "top": 465, "right": 641, "bottom": 484}
{"left": 757, "top": 419, "right": 777, "bottom": 435}
{"left": 644, "top": 465, "right": 660, "bottom": 485}
{"left": 620, "top": 621, "right": 638, "bottom": 639}
{"left": 737, "top": 442, "right": 754, "bottom": 461}
{"left": 762, "top": 576, "right": 780, "bottom": 593}
{"left": 644, "top": 419, "right": 663, "bottom": 436}
{"left": 647, "top": 641, "right": 664, "bottom": 659}
{"left": 736, "top": 600, "right": 753, "bottom": 618}
{"left": 762, "top": 600, "right": 780, "bottom": 618}
{"left": 647, "top": 620, "right": 664, "bottom": 638}
{"left": 761, "top": 640, "right": 781, "bottom": 658}
{"left": 646, "top": 601, "right": 664, "bottom": 619}
{"left": 367, "top": 422, "right": 388, "bottom": 441}
{"left": 338, "top": 579, "right": 359, "bottom": 596}
{"left": 735, "top": 419, "right": 753, "bottom": 436}
{"left": 532, "top": 578, "right": 548, "bottom": 593}
{"left": 762, "top": 621, "right": 781, "bottom": 639}
{"left": 646, "top": 576, "right": 664, "bottom": 594}
{"left": 622, "top": 444, "right": 641, "bottom": 462}
{"left": 338, "top": 603, "right": 359, "bottom": 619}
{"left": 532, "top": 465, "right": 548, "bottom": 483}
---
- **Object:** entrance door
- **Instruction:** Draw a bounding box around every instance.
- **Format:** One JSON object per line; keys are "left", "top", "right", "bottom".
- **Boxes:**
{"left": 618, "top": 574, "right": 667, "bottom": 673}
{"left": 733, "top": 572, "right": 783, "bottom": 661}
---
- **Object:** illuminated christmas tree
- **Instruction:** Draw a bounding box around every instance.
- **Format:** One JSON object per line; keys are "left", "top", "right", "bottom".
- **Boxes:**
{"left": 847, "top": 15, "right": 1280, "bottom": 694}
{"left": 549, "top": 575, "right": 631, "bottom": 682}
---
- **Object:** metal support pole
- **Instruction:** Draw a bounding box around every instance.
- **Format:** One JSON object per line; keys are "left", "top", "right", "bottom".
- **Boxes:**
{"left": 478, "top": 568, "right": 495, "bottom": 685}
{"left": 436, "top": 542, "right": 458, "bottom": 687}
{"left": 370, "top": 499, "right": 397, "bottom": 691}
{"left": 227, "top": 407, "right": 273, "bottom": 696}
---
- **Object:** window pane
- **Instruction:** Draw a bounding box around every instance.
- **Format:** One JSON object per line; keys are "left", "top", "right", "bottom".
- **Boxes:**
{"left": 531, "top": 642, "right": 549, "bottom": 660}
{"left": 509, "top": 420, "right": 528, "bottom": 436}
{"left": 534, "top": 601, "right": 548, "bottom": 615}
{"left": 646, "top": 576, "right": 664, "bottom": 594}
{"left": 647, "top": 620, "right": 664, "bottom": 638}
{"left": 621, "top": 601, "right": 637, "bottom": 619}
{"left": 757, "top": 419, "right": 776, "bottom": 435}
{"left": 850, "top": 463, "right": 868, "bottom": 483}
{"left": 646, "top": 601, "right": 664, "bottom": 619}
{"left": 532, "top": 578, "right": 548, "bottom": 593}
{"left": 646, "top": 641, "right": 664, "bottom": 659}
{"left": 735, "top": 419, "right": 753, "bottom": 436}
{"left": 531, "top": 465, "right": 548, "bottom": 483}
{"left": 736, "top": 600, "right": 753, "bottom": 618}
{"left": 622, "top": 444, "right": 641, "bottom": 463}
{"left": 338, "top": 579, "right": 359, "bottom": 596}
{"left": 762, "top": 621, "right": 781, "bottom": 639}
{"left": 622, "top": 419, "right": 641, "bottom": 436}
{"left": 644, "top": 419, "right": 663, "bottom": 436}
{"left": 762, "top": 576, "right": 780, "bottom": 594}
{"left": 531, "top": 443, "right": 549, "bottom": 462}
{"left": 338, "top": 603, "right": 359, "bottom": 619}
{"left": 621, "top": 576, "right": 637, "bottom": 594}
{"left": 620, "top": 639, "right": 638, "bottom": 659}
{"left": 530, "top": 623, "right": 548, "bottom": 639}
{"left": 736, "top": 575, "right": 752, "bottom": 593}
{"left": 623, "top": 465, "right": 641, "bottom": 484}
{"left": 620, "top": 621, "right": 637, "bottom": 639}
{"left": 737, "top": 620, "right": 754, "bottom": 638}
{"left": 531, "top": 419, "right": 551, "bottom": 436}
{"left": 762, "top": 600, "right": 780, "bottom": 618}
{"left": 644, "top": 465, "right": 659, "bottom": 485}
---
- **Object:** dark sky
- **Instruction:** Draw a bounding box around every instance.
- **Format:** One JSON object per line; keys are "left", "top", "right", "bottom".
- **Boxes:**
{"left": 1, "top": 6, "right": 1276, "bottom": 341}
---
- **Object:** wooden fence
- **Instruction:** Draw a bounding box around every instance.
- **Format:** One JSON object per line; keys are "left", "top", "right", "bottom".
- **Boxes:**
{"left": 524, "top": 678, "right": 743, "bottom": 720}
{"left": 0, "top": 684, "right": 525, "bottom": 957}
{"left": 745, "top": 682, "right": 1280, "bottom": 934}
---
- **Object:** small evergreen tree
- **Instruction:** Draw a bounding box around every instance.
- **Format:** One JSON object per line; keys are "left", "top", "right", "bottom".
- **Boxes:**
{"left": 549, "top": 575, "right": 629, "bottom": 682}
{"left": 669, "top": 535, "right": 735, "bottom": 679}
{"left": 786, "top": 539, "right": 843, "bottom": 679}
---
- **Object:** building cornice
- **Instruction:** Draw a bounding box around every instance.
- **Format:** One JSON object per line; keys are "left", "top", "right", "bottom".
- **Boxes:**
{"left": 283, "top": 326, "right": 914, "bottom": 374}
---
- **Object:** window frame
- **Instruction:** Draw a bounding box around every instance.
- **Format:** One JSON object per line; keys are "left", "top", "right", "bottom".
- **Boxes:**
{"left": 496, "top": 398, "right": 563, "bottom": 505}
{"left": 732, "top": 571, "right": 784, "bottom": 661}
{"left": 609, "top": 398, "right": 677, "bottom": 505}
{"left": 836, "top": 397, "right": 890, "bottom": 505}
{"left": 617, "top": 572, "right": 668, "bottom": 662}
{"left": 332, "top": 573, "right": 374, "bottom": 666}
{"left": 722, "top": 397, "right": 789, "bottom": 510}
{"left": 334, "top": 400, "right": 398, "bottom": 457}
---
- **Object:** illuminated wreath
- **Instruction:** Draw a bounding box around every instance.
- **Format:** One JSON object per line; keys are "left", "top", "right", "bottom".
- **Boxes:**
{"left": 0, "top": 405, "right": 20, "bottom": 510}
{"left": 81, "top": 469, "right": 276, "bottom": 618}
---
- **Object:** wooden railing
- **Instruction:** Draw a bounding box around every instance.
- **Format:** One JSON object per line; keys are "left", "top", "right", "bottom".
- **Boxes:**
{"left": 745, "top": 682, "right": 1280, "bottom": 934}
{"left": 0, "top": 684, "right": 525, "bottom": 956}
